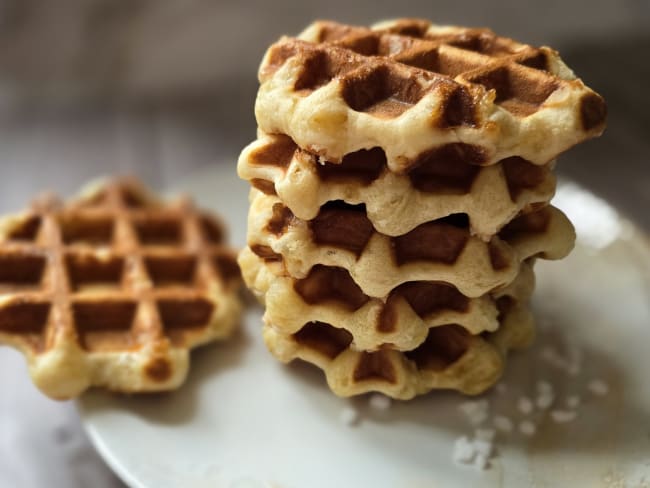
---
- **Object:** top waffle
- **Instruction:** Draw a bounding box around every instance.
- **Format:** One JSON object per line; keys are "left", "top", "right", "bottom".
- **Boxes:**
{"left": 0, "top": 178, "right": 242, "bottom": 399}
{"left": 256, "top": 19, "right": 606, "bottom": 169}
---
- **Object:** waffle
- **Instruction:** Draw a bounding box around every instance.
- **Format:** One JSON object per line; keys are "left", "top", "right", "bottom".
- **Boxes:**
{"left": 0, "top": 178, "right": 242, "bottom": 400}
{"left": 239, "top": 246, "right": 534, "bottom": 351}
{"left": 238, "top": 132, "right": 556, "bottom": 239}
{"left": 263, "top": 294, "right": 534, "bottom": 399}
{"left": 256, "top": 19, "right": 606, "bottom": 168}
{"left": 246, "top": 191, "right": 574, "bottom": 298}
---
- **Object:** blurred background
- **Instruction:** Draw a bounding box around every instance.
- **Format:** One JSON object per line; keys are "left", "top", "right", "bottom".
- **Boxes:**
{"left": 0, "top": 1, "right": 648, "bottom": 486}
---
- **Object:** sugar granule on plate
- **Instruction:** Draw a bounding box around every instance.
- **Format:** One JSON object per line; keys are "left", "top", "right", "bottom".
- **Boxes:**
{"left": 536, "top": 392, "right": 555, "bottom": 410}
{"left": 452, "top": 436, "right": 476, "bottom": 464}
{"left": 459, "top": 399, "right": 489, "bottom": 426}
{"left": 473, "top": 439, "right": 494, "bottom": 458}
{"left": 474, "top": 453, "right": 490, "bottom": 471}
{"left": 566, "top": 395, "right": 581, "bottom": 408}
{"left": 588, "top": 379, "right": 609, "bottom": 396}
{"left": 493, "top": 415, "right": 514, "bottom": 433}
{"left": 369, "top": 394, "right": 392, "bottom": 411}
{"left": 475, "top": 428, "right": 496, "bottom": 442}
{"left": 495, "top": 383, "right": 508, "bottom": 394}
{"left": 519, "top": 420, "right": 536, "bottom": 436}
{"left": 551, "top": 409, "right": 577, "bottom": 423}
{"left": 536, "top": 380, "right": 553, "bottom": 394}
{"left": 339, "top": 406, "right": 360, "bottom": 426}
{"left": 517, "top": 396, "right": 534, "bottom": 415}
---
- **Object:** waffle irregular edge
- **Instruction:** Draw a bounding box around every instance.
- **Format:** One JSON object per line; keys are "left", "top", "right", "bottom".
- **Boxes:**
{"left": 0, "top": 178, "right": 243, "bottom": 400}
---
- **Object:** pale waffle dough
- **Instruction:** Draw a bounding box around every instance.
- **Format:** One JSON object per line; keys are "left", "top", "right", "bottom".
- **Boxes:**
{"left": 0, "top": 178, "right": 242, "bottom": 400}
{"left": 239, "top": 246, "right": 534, "bottom": 352}
{"left": 262, "top": 296, "right": 534, "bottom": 399}
{"left": 246, "top": 191, "right": 574, "bottom": 298}
{"left": 238, "top": 132, "right": 556, "bottom": 239}
{"left": 256, "top": 19, "right": 606, "bottom": 168}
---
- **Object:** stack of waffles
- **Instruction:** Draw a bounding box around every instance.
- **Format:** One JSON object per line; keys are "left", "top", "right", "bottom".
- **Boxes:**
{"left": 238, "top": 19, "right": 606, "bottom": 399}
{"left": 0, "top": 179, "right": 242, "bottom": 399}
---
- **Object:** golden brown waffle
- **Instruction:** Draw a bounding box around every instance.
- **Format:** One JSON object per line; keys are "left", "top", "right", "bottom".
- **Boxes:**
{"left": 239, "top": 246, "right": 535, "bottom": 351}
{"left": 238, "top": 132, "right": 556, "bottom": 239}
{"left": 246, "top": 191, "right": 574, "bottom": 298}
{"left": 256, "top": 19, "right": 606, "bottom": 168}
{"left": 263, "top": 295, "right": 534, "bottom": 399}
{"left": 0, "top": 178, "right": 242, "bottom": 400}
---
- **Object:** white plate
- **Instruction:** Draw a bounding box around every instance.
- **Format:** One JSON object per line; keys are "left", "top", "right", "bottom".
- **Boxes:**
{"left": 78, "top": 165, "right": 650, "bottom": 488}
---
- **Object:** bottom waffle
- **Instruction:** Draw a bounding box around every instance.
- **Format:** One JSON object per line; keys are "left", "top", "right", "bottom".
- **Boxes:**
{"left": 263, "top": 298, "right": 534, "bottom": 399}
{"left": 239, "top": 246, "right": 534, "bottom": 352}
{"left": 0, "top": 178, "right": 243, "bottom": 399}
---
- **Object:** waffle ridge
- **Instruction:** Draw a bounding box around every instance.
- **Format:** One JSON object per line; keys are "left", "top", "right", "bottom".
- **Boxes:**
{"left": 0, "top": 178, "right": 242, "bottom": 399}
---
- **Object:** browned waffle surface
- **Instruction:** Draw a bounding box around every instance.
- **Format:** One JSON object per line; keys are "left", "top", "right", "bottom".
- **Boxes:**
{"left": 238, "top": 133, "right": 556, "bottom": 238}
{"left": 246, "top": 191, "right": 574, "bottom": 298}
{"left": 239, "top": 246, "right": 535, "bottom": 352}
{"left": 255, "top": 19, "right": 606, "bottom": 167}
{"left": 0, "top": 178, "right": 242, "bottom": 399}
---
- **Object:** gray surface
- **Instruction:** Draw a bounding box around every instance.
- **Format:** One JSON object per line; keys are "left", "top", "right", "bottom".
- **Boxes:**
{"left": 0, "top": 4, "right": 649, "bottom": 487}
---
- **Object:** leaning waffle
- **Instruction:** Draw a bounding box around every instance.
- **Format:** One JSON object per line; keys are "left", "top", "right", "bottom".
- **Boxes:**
{"left": 0, "top": 178, "right": 242, "bottom": 399}
{"left": 239, "top": 246, "right": 535, "bottom": 351}
{"left": 256, "top": 20, "right": 606, "bottom": 168}
{"left": 263, "top": 295, "right": 534, "bottom": 399}
{"left": 238, "top": 132, "right": 556, "bottom": 238}
{"left": 246, "top": 191, "right": 574, "bottom": 298}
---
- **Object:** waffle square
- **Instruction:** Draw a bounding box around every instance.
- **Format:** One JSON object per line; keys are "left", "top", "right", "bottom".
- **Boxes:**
{"left": 0, "top": 178, "right": 242, "bottom": 399}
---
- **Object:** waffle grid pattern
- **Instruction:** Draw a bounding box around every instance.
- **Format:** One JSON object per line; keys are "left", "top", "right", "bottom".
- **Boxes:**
{"left": 0, "top": 179, "right": 241, "bottom": 399}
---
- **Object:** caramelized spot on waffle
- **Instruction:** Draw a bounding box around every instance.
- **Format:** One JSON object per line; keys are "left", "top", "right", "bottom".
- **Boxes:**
{"left": 379, "top": 281, "right": 469, "bottom": 333}
{"left": 353, "top": 350, "right": 397, "bottom": 383}
{"left": 517, "top": 50, "right": 549, "bottom": 71}
{"left": 144, "top": 255, "right": 196, "bottom": 286}
{"left": 382, "top": 19, "right": 430, "bottom": 37}
{"left": 488, "top": 240, "right": 511, "bottom": 271}
{"left": 250, "top": 178, "right": 277, "bottom": 196}
{"left": 436, "top": 83, "right": 478, "bottom": 128}
{"left": 294, "top": 265, "right": 369, "bottom": 311}
{"left": 405, "top": 324, "right": 470, "bottom": 371}
{"left": 249, "top": 134, "right": 297, "bottom": 168}
{"left": 501, "top": 156, "right": 548, "bottom": 200}
{"left": 266, "top": 203, "right": 294, "bottom": 236}
{"left": 392, "top": 214, "right": 469, "bottom": 265}
{"left": 212, "top": 253, "right": 241, "bottom": 283}
{"left": 144, "top": 357, "right": 173, "bottom": 382}
{"left": 133, "top": 216, "right": 182, "bottom": 245}
{"left": 315, "top": 147, "right": 386, "bottom": 185}
{"left": 157, "top": 298, "right": 214, "bottom": 330}
{"left": 65, "top": 254, "right": 124, "bottom": 291}
{"left": 341, "top": 65, "right": 425, "bottom": 117}
{"left": 499, "top": 207, "right": 551, "bottom": 240}
{"left": 580, "top": 93, "right": 607, "bottom": 131}
{"left": 0, "top": 253, "right": 46, "bottom": 287}
{"left": 199, "top": 216, "right": 224, "bottom": 244}
{"left": 310, "top": 202, "right": 374, "bottom": 256}
{"left": 409, "top": 144, "right": 484, "bottom": 192}
{"left": 250, "top": 244, "right": 283, "bottom": 262}
{"left": 295, "top": 50, "right": 338, "bottom": 92}
{"left": 0, "top": 302, "right": 49, "bottom": 351}
{"left": 73, "top": 301, "right": 137, "bottom": 352}
{"left": 0, "top": 302, "right": 50, "bottom": 334}
{"left": 7, "top": 215, "right": 41, "bottom": 241}
{"left": 467, "top": 66, "right": 559, "bottom": 116}
{"left": 293, "top": 321, "right": 353, "bottom": 359}
{"left": 60, "top": 215, "right": 114, "bottom": 245}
